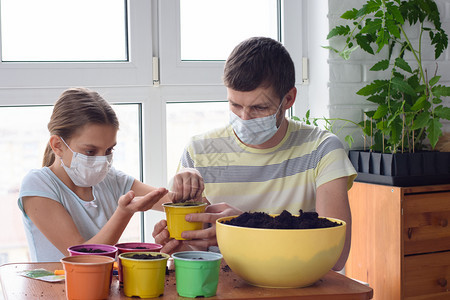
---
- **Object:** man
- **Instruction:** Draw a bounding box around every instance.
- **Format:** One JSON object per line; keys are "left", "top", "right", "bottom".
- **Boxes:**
{"left": 153, "top": 37, "right": 356, "bottom": 270}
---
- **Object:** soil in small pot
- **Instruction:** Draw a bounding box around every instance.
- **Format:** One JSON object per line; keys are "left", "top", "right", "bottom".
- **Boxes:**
{"left": 168, "top": 201, "right": 204, "bottom": 207}
{"left": 223, "top": 210, "right": 342, "bottom": 229}
{"left": 76, "top": 248, "right": 107, "bottom": 253}
{"left": 129, "top": 253, "right": 165, "bottom": 260}
{"left": 132, "top": 246, "right": 148, "bottom": 249}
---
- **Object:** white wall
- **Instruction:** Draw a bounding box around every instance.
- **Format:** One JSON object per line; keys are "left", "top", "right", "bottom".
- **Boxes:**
{"left": 323, "top": 0, "right": 450, "bottom": 149}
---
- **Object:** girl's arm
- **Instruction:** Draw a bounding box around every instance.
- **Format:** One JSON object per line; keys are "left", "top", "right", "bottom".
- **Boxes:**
{"left": 22, "top": 188, "right": 167, "bottom": 256}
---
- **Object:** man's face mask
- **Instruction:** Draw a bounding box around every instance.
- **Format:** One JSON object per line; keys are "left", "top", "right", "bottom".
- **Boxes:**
{"left": 229, "top": 99, "right": 284, "bottom": 145}
{"left": 59, "top": 137, "right": 113, "bottom": 187}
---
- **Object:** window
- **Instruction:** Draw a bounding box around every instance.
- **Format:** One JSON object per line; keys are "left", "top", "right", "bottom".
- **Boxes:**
{"left": 179, "top": 0, "right": 278, "bottom": 61}
{"left": 159, "top": 0, "right": 304, "bottom": 85}
{"left": 0, "top": 0, "right": 153, "bottom": 88}
{"left": 1, "top": 0, "right": 127, "bottom": 62}
{"left": 0, "top": 104, "right": 141, "bottom": 264}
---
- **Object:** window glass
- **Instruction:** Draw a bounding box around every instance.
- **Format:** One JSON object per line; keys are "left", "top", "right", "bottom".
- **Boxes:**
{"left": 166, "top": 101, "right": 229, "bottom": 181}
{"left": 0, "top": 104, "right": 140, "bottom": 264}
{"left": 180, "top": 0, "right": 278, "bottom": 61}
{"left": 0, "top": 0, "right": 127, "bottom": 62}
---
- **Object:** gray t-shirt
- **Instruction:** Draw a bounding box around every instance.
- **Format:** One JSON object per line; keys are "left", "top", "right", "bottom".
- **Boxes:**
{"left": 18, "top": 167, "right": 134, "bottom": 262}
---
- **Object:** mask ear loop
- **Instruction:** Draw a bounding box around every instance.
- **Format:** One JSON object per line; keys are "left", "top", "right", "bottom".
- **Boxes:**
{"left": 274, "top": 98, "right": 286, "bottom": 128}
{"left": 59, "top": 136, "right": 75, "bottom": 154}
{"left": 58, "top": 137, "right": 75, "bottom": 169}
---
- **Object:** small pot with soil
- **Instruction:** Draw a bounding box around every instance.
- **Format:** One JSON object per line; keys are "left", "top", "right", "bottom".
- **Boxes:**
{"left": 118, "top": 252, "right": 170, "bottom": 298}
{"left": 68, "top": 244, "right": 118, "bottom": 258}
{"left": 114, "top": 242, "right": 163, "bottom": 283}
{"left": 162, "top": 202, "right": 207, "bottom": 240}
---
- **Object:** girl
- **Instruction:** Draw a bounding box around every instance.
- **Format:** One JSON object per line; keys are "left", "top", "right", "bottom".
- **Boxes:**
{"left": 18, "top": 87, "right": 203, "bottom": 261}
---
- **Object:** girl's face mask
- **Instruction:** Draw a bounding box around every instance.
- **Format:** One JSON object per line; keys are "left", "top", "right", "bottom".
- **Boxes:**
{"left": 229, "top": 99, "right": 284, "bottom": 145}
{"left": 59, "top": 137, "right": 113, "bottom": 187}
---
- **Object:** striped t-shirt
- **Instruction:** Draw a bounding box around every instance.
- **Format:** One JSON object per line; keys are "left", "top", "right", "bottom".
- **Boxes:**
{"left": 179, "top": 118, "right": 357, "bottom": 214}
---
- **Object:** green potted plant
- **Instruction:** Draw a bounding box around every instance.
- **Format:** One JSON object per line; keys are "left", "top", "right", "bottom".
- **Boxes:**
{"left": 322, "top": 0, "right": 450, "bottom": 186}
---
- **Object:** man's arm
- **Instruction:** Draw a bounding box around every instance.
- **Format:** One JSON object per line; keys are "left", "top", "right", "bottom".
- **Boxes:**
{"left": 316, "top": 176, "right": 352, "bottom": 271}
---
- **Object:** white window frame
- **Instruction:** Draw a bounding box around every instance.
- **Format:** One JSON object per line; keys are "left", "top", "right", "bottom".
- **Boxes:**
{"left": 159, "top": 0, "right": 304, "bottom": 86}
{"left": 0, "top": 0, "right": 153, "bottom": 91}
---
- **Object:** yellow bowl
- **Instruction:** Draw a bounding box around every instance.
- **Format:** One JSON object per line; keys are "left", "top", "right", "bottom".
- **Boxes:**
{"left": 216, "top": 215, "right": 346, "bottom": 288}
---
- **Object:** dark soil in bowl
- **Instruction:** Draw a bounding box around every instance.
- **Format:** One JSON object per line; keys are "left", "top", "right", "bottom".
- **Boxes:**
{"left": 76, "top": 248, "right": 107, "bottom": 253}
{"left": 129, "top": 253, "right": 165, "bottom": 260}
{"left": 223, "top": 210, "right": 342, "bottom": 229}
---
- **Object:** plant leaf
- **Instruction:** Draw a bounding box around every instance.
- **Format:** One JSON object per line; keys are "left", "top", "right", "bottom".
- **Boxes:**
{"left": 322, "top": 46, "right": 339, "bottom": 53}
{"left": 341, "top": 8, "right": 359, "bottom": 20}
{"left": 339, "top": 45, "right": 360, "bottom": 60}
{"left": 370, "top": 59, "right": 390, "bottom": 71}
{"left": 357, "top": 0, "right": 382, "bottom": 18}
{"left": 391, "top": 76, "right": 416, "bottom": 95}
{"left": 357, "top": 80, "right": 390, "bottom": 96}
{"left": 427, "top": 118, "right": 442, "bottom": 149}
{"left": 361, "top": 19, "right": 382, "bottom": 34}
{"left": 432, "top": 97, "right": 442, "bottom": 104}
{"left": 344, "top": 135, "right": 354, "bottom": 148}
{"left": 366, "top": 95, "right": 386, "bottom": 104}
{"left": 327, "top": 25, "right": 351, "bottom": 39}
{"left": 428, "top": 75, "right": 440, "bottom": 87}
{"left": 386, "top": 21, "right": 401, "bottom": 39}
{"left": 435, "top": 105, "right": 450, "bottom": 120}
{"left": 410, "top": 95, "right": 428, "bottom": 111}
{"left": 394, "top": 57, "right": 412, "bottom": 73}
{"left": 389, "top": 4, "right": 404, "bottom": 24}
{"left": 355, "top": 34, "right": 375, "bottom": 55}
{"left": 432, "top": 85, "right": 450, "bottom": 97}
{"left": 372, "top": 104, "right": 388, "bottom": 119}
{"left": 411, "top": 111, "right": 430, "bottom": 131}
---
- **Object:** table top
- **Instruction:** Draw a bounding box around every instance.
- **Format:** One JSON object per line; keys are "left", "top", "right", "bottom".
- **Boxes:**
{"left": 0, "top": 261, "right": 373, "bottom": 300}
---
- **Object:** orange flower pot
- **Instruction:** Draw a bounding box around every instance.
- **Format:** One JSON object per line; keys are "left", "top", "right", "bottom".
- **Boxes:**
{"left": 61, "top": 255, "right": 115, "bottom": 300}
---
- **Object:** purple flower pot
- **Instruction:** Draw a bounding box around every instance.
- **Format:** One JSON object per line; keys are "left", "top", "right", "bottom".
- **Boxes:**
{"left": 68, "top": 244, "right": 118, "bottom": 259}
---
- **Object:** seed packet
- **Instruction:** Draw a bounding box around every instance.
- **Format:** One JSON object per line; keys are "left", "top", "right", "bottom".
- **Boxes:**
{"left": 19, "top": 269, "right": 65, "bottom": 282}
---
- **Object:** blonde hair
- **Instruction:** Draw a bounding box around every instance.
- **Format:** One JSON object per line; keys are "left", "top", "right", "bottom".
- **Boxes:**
{"left": 42, "top": 88, "right": 119, "bottom": 167}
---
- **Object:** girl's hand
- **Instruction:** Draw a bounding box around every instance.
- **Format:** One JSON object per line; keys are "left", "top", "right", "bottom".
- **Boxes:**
{"left": 119, "top": 188, "right": 168, "bottom": 215}
{"left": 169, "top": 168, "right": 204, "bottom": 203}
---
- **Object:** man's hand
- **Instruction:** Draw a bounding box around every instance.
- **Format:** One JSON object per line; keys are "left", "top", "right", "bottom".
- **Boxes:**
{"left": 152, "top": 202, "right": 243, "bottom": 254}
{"left": 169, "top": 168, "right": 204, "bottom": 203}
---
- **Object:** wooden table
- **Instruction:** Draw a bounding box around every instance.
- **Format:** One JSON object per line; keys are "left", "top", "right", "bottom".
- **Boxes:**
{"left": 0, "top": 261, "right": 373, "bottom": 299}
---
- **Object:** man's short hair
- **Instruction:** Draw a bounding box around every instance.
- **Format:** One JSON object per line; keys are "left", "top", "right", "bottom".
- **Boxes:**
{"left": 223, "top": 37, "right": 295, "bottom": 100}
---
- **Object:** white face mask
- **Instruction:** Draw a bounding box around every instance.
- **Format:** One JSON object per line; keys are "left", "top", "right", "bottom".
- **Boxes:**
{"left": 59, "top": 137, "right": 113, "bottom": 187}
{"left": 229, "top": 100, "right": 284, "bottom": 145}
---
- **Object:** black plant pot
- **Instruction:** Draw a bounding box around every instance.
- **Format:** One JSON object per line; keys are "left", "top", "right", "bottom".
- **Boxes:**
{"left": 348, "top": 150, "right": 450, "bottom": 187}
{"left": 381, "top": 153, "right": 393, "bottom": 176}
{"left": 359, "top": 151, "right": 371, "bottom": 174}
{"left": 370, "top": 152, "right": 382, "bottom": 175}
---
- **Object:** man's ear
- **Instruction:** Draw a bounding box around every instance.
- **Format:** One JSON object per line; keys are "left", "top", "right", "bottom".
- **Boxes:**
{"left": 49, "top": 135, "right": 64, "bottom": 158}
{"left": 283, "top": 87, "right": 297, "bottom": 109}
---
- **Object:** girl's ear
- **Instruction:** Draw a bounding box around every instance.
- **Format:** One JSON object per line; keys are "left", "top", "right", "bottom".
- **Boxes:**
{"left": 49, "top": 135, "right": 64, "bottom": 158}
{"left": 283, "top": 87, "right": 297, "bottom": 109}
